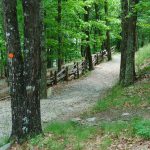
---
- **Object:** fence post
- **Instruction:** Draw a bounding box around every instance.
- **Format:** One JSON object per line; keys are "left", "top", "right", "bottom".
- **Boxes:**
{"left": 102, "top": 50, "right": 104, "bottom": 60}
{"left": 81, "top": 61, "right": 84, "bottom": 75}
{"left": 74, "top": 62, "right": 76, "bottom": 79}
{"left": 54, "top": 71, "right": 57, "bottom": 85}
{"left": 50, "top": 70, "right": 52, "bottom": 78}
{"left": 65, "top": 66, "right": 69, "bottom": 81}
{"left": 96, "top": 53, "right": 99, "bottom": 65}
{"left": 77, "top": 62, "right": 79, "bottom": 79}
{"left": 84, "top": 60, "right": 88, "bottom": 71}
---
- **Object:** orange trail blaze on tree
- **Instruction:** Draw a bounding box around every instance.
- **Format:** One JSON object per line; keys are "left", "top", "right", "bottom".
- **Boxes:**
{"left": 8, "top": 53, "right": 14, "bottom": 59}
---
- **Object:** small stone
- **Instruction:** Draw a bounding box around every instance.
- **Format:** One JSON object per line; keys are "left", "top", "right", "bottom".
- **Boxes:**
{"left": 121, "top": 113, "right": 130, "bottom": 116}
{"left": 147, "top": 107, "right": 150, "bottom": 110}
{"left": 86, "top": 117, "right": 96, "bottom": 122}
{"left": 71, "top": 117, "right": 82, "bottom": 123}
{"left": 68, "top": 107, "right": 73, "bottom": 111}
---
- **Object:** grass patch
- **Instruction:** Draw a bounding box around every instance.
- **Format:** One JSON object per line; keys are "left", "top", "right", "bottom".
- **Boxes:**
{"left": 100, "top": 120, "right": 129, "bottom": 136}
{"left": 0, "top": 136, "right": 9, "bottom": 147}
{"left": 44, "top": 121, "right": 97, "bottom": 141}
{"left": 138, "top": 65, "right": 150, "bottom": 77}
{"left": 93, "top": 79, "right": 150, "bottom": 113}
{"left": 29, "top": 121, "right": 97, "bottom": 149}
{"left": 94, "top": 85, "right": 123, "bottom": 112}
{"left": 100, "top": 118, "right": 150, "bottom": 139}
{"left": 28, "top": 118, "right": 150, "bottom": 149}
{"left": 136, "top": 44, "right": 150, "bottom": 67}
{"left": 99, "top": 137, "right": 112, "bottom": 150}
{"left": 133, "top": 119, "right": 150, "bottom": 139}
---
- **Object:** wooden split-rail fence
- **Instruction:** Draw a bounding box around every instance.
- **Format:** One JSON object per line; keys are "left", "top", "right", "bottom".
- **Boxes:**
{"left": 0, "top": 48, "right": 115, "bottom": 101}
{"left": 46, "top": 48, "right": 115, "bottom": 86}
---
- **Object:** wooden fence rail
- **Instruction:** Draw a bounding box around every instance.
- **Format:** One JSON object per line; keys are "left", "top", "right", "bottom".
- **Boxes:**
{"left": 46, "top": 48, "right": 114, "bottom": 86}
{"left": 0, "top": 47, "right": 115, "bottom": 82}
{"left": 0, "top": 48, "right": 115, "bottom": 100}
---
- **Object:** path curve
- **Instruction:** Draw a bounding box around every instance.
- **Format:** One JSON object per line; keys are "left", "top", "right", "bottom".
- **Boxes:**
{"left": 0, "top": 54, "right": 120, "bottom": 139}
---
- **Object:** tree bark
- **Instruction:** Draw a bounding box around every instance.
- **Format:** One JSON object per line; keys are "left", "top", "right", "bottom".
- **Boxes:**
{"left": 119, "top": 0, "right": 129, "bottom": 84}
{"left": 22, "top": 0, "right": 42, "bottom": 134}
{"left": 57, "top": 0, "right": 63, "bottom": 71}
{"left": 80, "top": 38, "right": 85, "bottom": 57}
{"left": 94, "top": 3, "right": 101, "bottom": 52}
{"left": 40, "top": 1, "right": 47, "bottom": 99}
{"left": 84, "top": 4, "right": 94, "bottom": 71}
{"left": 3, "top": 0, "right": 27, "bottom": 140}
{"left": 104, "top": 0, "right": 112, "bottom": 61}
{"left": 124, "top": 0, "right": 139, "bottom": 86}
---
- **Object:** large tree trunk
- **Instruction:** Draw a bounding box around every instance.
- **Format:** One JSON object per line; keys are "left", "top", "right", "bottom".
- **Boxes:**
{"left": 104, "top": 0, "right": 112, "bottom": 61}
{"left": 3, "top": 0, "right": 27, "bottom": 140}
{"left": 119, "top": 0, "right": 129, "bottom": 84}
{"left": 84, "top": 4, "right": 94, "bottom": 71}
{"left": 22, "top": 0, "right": 42, "bottom": 134}
{"left": 124, "top": 0, "right": 139, "bottom": 86}
{"left": 40, "top": 2, "right": 47, "bottom": 99}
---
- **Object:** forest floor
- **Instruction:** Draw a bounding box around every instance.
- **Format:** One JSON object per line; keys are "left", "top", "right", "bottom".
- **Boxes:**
{"left": 0, "top": 54, "right": 120, "bottom": 143}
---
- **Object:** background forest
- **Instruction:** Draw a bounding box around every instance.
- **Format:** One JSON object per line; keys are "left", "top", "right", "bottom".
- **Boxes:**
{"left": 0, "top": 0, "right": 150, "bottom": 149}
{"left": 0, "top": 0, "right": 150, "bottom": 76}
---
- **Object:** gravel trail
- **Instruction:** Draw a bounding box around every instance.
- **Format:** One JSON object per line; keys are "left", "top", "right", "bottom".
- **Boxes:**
{"left": 0, "top": 54, "right": 120, "bottom": 139}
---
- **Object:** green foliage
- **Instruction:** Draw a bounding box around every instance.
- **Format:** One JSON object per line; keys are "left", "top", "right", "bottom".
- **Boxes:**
{"left": 0, "top": 5, "right": 6, "bottom": 77}
{"left": 0, "top": 0, "right": 122, "bottom": 71}
{"left": 133, "top": 119, "right": 150, "bottom": 139}
{"left": 137, "top": 0, "right": 150, "bottom": 46}
{"left": 44, "top": 0, "right": 121, "bottom": 64}
{"left": 136, "top": 44, "right": 150, "bottom": 67}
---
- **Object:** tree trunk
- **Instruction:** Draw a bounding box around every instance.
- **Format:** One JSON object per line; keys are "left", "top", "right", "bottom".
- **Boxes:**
{"left": 119, "top": 0, "right": 129, "bottom": 84}
{"left": 57, "top": 0, "right": 63, "bottom": 71}
{"left": 94, "top": 3, "right": 101, "bottom": 52}
{"left": 84, "top": 4, "right": 94, "bottom": 71}
{"left": 80, "top": 38, "right": 85, "bottom": 57}
{"left": 104, "top": 0, "right": 112, "bottom": 61}
{"left": 22, "top": 0, "right": 42, "bottom": 134}
{"left": 124, "top": 0, "right": 139, "bottom": 86}
{"left": 40, "top": 1, "right": 47, "bottom": 99}
{"left": 3, "top": 0, "right": 27, "bottom": 140}
{"left": 141, "top": 34, "right": 145, "bottom": 47}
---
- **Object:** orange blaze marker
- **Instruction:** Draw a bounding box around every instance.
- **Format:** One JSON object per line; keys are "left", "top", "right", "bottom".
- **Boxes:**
{"left": 8, "top": 53, "right": 14, "bottom": 59}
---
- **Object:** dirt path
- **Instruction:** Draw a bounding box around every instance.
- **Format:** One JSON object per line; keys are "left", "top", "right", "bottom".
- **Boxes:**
{"left": 0, "top": 54, "right": 120, "bottom": 139}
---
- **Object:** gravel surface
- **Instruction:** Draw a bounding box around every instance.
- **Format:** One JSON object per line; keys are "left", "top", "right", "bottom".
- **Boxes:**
{"left": 0, "top": 54, "right": 120, "bottom": 139}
